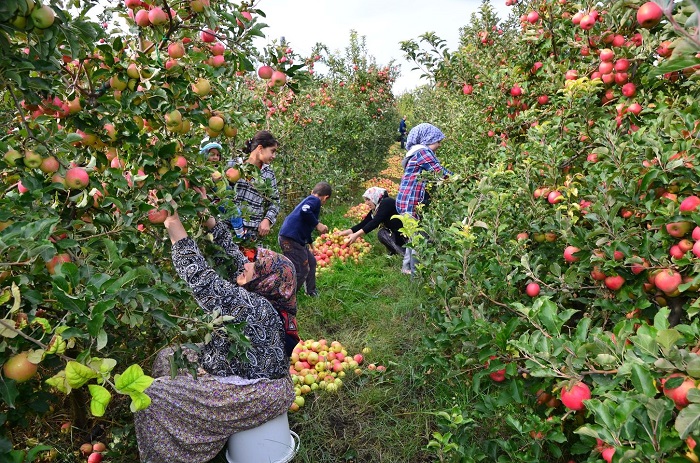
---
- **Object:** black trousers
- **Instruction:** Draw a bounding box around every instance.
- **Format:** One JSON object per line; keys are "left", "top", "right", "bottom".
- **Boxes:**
{"left": 278, "top": 236, "right": 317, "bottom": 295}
{"left": 377, "top": 228, "right": 406, "bottom": 256}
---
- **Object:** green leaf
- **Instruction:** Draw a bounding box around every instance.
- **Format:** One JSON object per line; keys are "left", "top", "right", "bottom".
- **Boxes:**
{"left": 650, "top": 56, "right": 700, "bottom": 77}
{"left": 675, "top": 403, "right": 700, "bottom": 439}
{"left": 654, "top": 308, "right": 671, "bottom": 331}
{"left": 657, "top": 329, "right": 682, "bottom": 350}
{"left": 65, "top": 361, "right": 98, "bottom": 388}
{"left": 0, "top": 319, "right": 18, "bottom": 338}
{"left": 686, "top": 356, "right": 700, "bottom": 377}
{"left": 0, "top": 379, "right": 19, "bottom": 408}
{"left": 128, "top": 391, "right": 152, "bottom": 412}
{"left": 88, "top": 384, "right": 111, "bottom": 417}
{"left": 115, "top": 364, "right": 154, "bottom": 394}
{"left": 631, "top": 364, "right": 657, "bottom": 397}
{"left": 45, "top": 371, "right": 69, "bottom": 393}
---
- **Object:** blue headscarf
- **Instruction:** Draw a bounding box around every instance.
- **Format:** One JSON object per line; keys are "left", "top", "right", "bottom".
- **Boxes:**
{"left": 199, "top": 142, "right": 222, "bottom": 155}
{"left": 405, "top": 123, "right": 445, "bottom": 151}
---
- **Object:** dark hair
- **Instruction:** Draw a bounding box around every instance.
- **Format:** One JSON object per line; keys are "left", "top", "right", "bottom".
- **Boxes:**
{"left": 312, "top": 181, "right": 332, "bottom": 197}
{"left": 242, "top": 130, "right": 278, "bottom": 154}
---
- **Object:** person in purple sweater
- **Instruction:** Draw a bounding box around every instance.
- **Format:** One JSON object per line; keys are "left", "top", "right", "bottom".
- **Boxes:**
{"left": 278, "top": 182, "right": 332, "bottom": 297}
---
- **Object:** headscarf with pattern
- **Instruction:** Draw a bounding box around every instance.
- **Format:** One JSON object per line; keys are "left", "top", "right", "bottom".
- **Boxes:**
{"left": 405, "top": 123, "right": 445, "bottom": 151}
{"left": 242, "top": 248, "right": 299, "bottom": 356}
{"left": 242, "top": 248, "right": 297, "bottom": 316}
{"left": 362, "top": 187, "right": 388, "bottom": 215}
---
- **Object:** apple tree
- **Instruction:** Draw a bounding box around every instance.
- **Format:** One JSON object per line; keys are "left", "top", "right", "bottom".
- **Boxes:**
{"left": 402, "top": 0, "right": 700, "bottom": 460}
{"left": 0, "top": 0, "right": 296, "bottom": 458}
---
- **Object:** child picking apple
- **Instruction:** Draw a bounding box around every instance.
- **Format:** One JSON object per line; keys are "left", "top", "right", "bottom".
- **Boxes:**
{"left": 278, "top": 182, "right": 332, "bottom": 297}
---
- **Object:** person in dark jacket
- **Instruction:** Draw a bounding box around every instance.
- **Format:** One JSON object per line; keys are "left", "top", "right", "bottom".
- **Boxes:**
{"left": 338, "top": 187, "right": 406, "bottom": 256}
{"left": 398, "top": 116, "right": 407, "bottom": 149}
{"left": 278, "top": 182, "right": 332, "bottom": 296}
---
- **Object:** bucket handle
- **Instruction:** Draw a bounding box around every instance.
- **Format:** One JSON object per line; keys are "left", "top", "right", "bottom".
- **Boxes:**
{"left": 278, "top": 431, "right": 300, "bottom": 463}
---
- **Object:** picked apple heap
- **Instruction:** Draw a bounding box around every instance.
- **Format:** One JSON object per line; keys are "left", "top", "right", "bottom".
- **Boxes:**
{"left": 288, "top": 339, "right": 384, "bottom": 412}
{"left": 312, "top": 229, "right": 372, "bottom": 272}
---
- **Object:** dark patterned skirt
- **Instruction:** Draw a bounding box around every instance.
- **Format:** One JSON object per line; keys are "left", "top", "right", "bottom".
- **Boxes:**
{"left": 134, "top": 348, "right": 294, "bottom": 463}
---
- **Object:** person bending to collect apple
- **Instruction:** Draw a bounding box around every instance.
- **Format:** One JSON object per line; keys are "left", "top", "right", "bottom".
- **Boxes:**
{"left": 278, "top": 182, "right": 332, "bottom": 297}
{"left": 338, "top": 186, "right": 406, "bottom": 256}
{"left": 133, "top": 206, "right": 295, "bottom": 463}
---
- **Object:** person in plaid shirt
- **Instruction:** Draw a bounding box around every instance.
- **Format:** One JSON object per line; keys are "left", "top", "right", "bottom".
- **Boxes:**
{"left": 396, "top": 123, "right": 451, "bottom": 275}
{"left": 230, "top": 131, "right": 281, "bottom": 243}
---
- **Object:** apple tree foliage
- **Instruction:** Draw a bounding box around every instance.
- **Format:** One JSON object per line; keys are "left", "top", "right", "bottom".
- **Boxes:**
{"left": 402, "top": 0, "right": 700, "bottom": 461}
{"left": 0, "top": 0, "right": 302, "bottom": 458}
{"left": 0, "top": 0, "right": 399, "bottom": 458}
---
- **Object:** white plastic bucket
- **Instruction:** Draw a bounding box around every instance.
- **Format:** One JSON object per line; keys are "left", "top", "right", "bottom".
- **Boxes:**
{"left": 226, "top": 412, "right": 300, "bottom": 463}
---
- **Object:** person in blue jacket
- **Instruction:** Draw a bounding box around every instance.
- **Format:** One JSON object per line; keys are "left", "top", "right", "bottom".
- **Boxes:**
{"left": 398, "top": 116, "right": 407, "bottom": 149}
{"left": 278, "top": 182, "right": 332, "bottom": 297}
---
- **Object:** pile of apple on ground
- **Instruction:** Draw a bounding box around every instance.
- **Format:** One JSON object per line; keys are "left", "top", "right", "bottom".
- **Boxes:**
{"left": 312, "top": 230, "right": 372, "bottom": 272}
{"left": 288, "top": 339, "right": 385, "bottom": 412}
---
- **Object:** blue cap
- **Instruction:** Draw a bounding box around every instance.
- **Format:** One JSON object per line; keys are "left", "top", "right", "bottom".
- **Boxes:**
{"left": 200, "top": 142, "right": 223, "bottom": 155}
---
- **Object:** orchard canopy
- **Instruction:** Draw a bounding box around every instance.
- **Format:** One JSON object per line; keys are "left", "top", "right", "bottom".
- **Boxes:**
{"left": 3, "top": 0, "right": 700, "bottom": 462}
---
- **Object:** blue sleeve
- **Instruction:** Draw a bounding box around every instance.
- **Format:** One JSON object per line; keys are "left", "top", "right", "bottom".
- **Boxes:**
{"left": 300, "top": 197, "right": 320, "bottom": 227}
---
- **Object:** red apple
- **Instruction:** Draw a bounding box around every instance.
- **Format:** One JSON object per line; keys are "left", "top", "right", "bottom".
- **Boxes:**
{"left": 563, "top": 246, "right": 580, "bottom": 263}
{"left": 167, "top": 42, "right": 185, "bottom": 59}
{"left": 627, "top": 103, "right": 642, "bottom": 116}
{"left": 525, "top": 282, "right": 540, "bottom": 297}
{"left": 663, "top": 373, "right": 695, "bottom": 409}
{"left": 65, "top": 167, "right": 89, "bottom": 189}
{"left": 604, "top": 275, "right": 624, "bottom": 291}
{"left": 257, "top": 65, "right": 273, "bottom": 79}
{"left": 526, "top": 11, "right": 539, "bottom": 23}
{"left": 601, "top": 447, "right": 615, "bottom": 463}
{"left": 637, "top": 1, "right": 663, "bottom": 28}
{"left": 201, "top": 29, "right": 216, "bottom": 43}
{"left": 621, "top": 82, "right": 636, "bottom": 98}
{"left": 80, "top": 443, "right": 93, "bottom": 456}
{"left": 148, "top": 7, "right": 168, "bottom": 25}
{"left": 270, "top": 70, "right": 287, "bottom": 87}
{"left": 590, "top": 266, "right": 606, "bottom": 281}
{"left": 560, "top": 382, "right": 591, "bottom": 411}
{"left": 462, "top": 84, "right": 473, "bottom": 95}
{"left": 548, "top": 190, "right": 564, "bottom": 204}
{"left": 614, "top": 59, "right": 630, "bottom": 72}
{"left": 655, "top": 269, "right": 682, "bottom": 294}
{"left": 148, "top": 209, "right": 168, "bottom": 224}
{"left": 599, "top": 48, "right": 614, "bottom": 62}
{"left": 680, "top": 196, "right": 700, "bottom": 213}
{"left": 666, "top": 221, "right": 693, "bottom": 238}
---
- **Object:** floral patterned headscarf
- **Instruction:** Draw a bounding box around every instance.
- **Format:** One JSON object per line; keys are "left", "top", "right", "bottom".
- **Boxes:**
{"left": 362, "top": 187, "right": 387, "bottom": 215}
{"left": 405, "top": 123, "right": 445, "bottom": 151}
{"left": 242, "top": 248, "right": 297, "bottom": 316}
